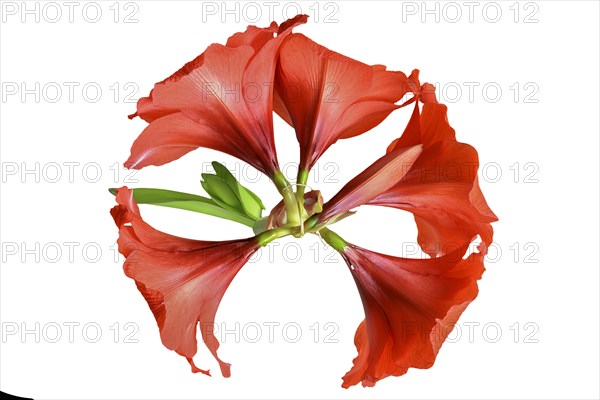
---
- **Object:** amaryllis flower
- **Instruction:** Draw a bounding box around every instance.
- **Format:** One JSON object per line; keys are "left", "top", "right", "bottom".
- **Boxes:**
{"left": 273, "top": 33, "right": 410, "bottom": 184}
{"left": 113, "top": 15, "right": 498, "bottom": 389}
{"left": 308, "top": 85, "right": 496, "bottom": 387}
{"left": 372, "top": 91, "right": 498, "bottom": 256}
{"left": 320, "top": 229, "right": 485, "bottom": 388}
{"left": 110, "top": 187, "right": 260, "bottom": 376}
{"left": 126, "top": 15, "right": 307, "bottom": 178}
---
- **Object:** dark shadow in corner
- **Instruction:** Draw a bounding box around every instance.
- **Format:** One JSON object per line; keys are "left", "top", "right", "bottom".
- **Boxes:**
{"left": 0, "top": 391, "right": 33, "bottom": 400}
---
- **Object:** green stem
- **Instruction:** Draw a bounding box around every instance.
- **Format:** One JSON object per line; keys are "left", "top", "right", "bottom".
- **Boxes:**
{"left": 303, "top": 214, "right": 319, "bottom": 233}
{"left": 295, "top": 169, "right": 309, "bottom": 217}
{"left": 296, "top": 169, "right": 309, "bottom": 197}
{"left": 319, "top": 228, "right": 348, "bottom": 252}
{"left": 256, "top": 226, "right": 295, "bottom": 247}
{"left": 109, "top": 187, "right": 256, "bottom": 227}
{"left": 273, "top": 170, "right": 300, "bottom": 226}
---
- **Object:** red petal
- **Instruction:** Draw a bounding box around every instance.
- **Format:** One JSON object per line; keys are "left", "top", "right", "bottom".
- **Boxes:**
{"left": 379, "top": 100, "right": 497, "bottom": 256}
{"left": 387, "top": 101, "right": 422, "bottom": 151}
{"left": 111, "top": 187, "right": 259, "bottom": 376}
{"left": 405, "top": 69, "right": 437, "bottom": 104}
{"left": 335, "top": 101, "right": 401, "bottom": 140}
{"left": 470, "top": 175, "right": 498, "bottom": 221}
{"left": 240, "top": 15, "right": 308, "bottom": 156}
{"left": 420, "top": 83, "right": 438, "bottom": 104}
{"left": 337, "top": 65, "right": 409, "bottom": 139}
{"left": 275, "top": 34, "right": 408, "bottom": 170}
{"left": 420, "top": 103, "right": 456, "bottom": 146}
{"left": 226, "top": 22, "right": 277, "bottom": 50}
{"left": 320, "top": 145, "right": 422, "bottom": 222}
{"left": 372, "top": 141, "right": 496, "bottom": 256}
{"left": 391, "top": 101, "right": 455, "bottom": 151}
{"left": 127, "top": 16, "right": 307, "bottom": 177}
{"left": 339, "top": 244, "right": 484, "bottom": 388}
{"left": 124, "top": 112, "right": 236, "bottom": 170}
{"left": 128, "top": 96, "right": 166, "bottom": 121}
{"left": 407, "top": 69, "right": 421, "bottom": 94}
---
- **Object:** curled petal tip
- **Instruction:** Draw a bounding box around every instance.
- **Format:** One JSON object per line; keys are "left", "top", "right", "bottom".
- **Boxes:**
{"left": 187, "top": 358, "right": 211, "bottom": 376}
{"left": 477, "top": 241, "right": 489, "bottom": 255}
{"left": 122, "top": 159, "right": 138, "bottom": 170}
{"left": 277, "top": 14, "right": 309, "bottom": 33}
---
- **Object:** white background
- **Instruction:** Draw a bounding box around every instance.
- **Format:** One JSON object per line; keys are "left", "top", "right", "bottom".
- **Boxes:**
{"left": 1, "top": 1, "right": 599, "bottom": 399}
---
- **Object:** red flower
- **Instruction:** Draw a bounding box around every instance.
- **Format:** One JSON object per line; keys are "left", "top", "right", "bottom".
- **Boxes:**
{"left": 273, "top": 33, "right": 410, "bottom": 177}
{"left": 110, "top": 187, "right": 260, "bottom": 376}
{"left": 314, "top": 83, "right": 496, "bottom": 388}
{"left": 126, "top": 15, "right": 307, "bottom": 178}
{"left": 320, "top": 230, "right": 484, "bottom": 388}
{"left": 371, "top": 91, "right": 498, "bottom": 256}
{"left": 315, "top": 85, "right": 496, "bottom": 256}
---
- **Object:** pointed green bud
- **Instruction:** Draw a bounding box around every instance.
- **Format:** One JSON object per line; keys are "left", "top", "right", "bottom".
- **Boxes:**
{"left": 235, "top": 184, "right": 264, "bottom": 220}
{"left": 210, "top": 162, "right": 265, "bottom": 220}
{"left": 201, "top": 174, "right": 243, "bottom": 211}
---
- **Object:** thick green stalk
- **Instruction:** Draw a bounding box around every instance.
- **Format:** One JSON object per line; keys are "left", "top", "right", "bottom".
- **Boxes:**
{"left": 256, "top": 226, "right": 295, "bottom": 247}
{"left": 295, "top": 169, "right": 309, "bottom": 214}
{"left": 303, "top": 214, "right": 319, "bottom": 233}
{"left": 273, "top": 170, "right": 301, "bottom": 226}
{"left": 319, "top": 228, "right": 348, "bottom": 252}
{"left": 296, "top": 169, "right": 309, "bottom": 197}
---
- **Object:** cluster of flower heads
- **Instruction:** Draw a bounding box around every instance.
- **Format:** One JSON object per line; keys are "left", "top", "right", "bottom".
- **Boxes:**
{"left": 111, "top": 15, "right": 497, "bottom": 388}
